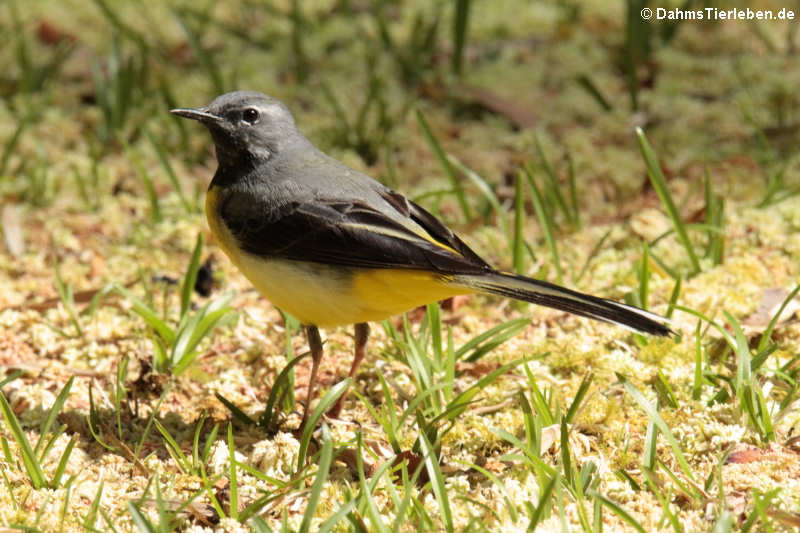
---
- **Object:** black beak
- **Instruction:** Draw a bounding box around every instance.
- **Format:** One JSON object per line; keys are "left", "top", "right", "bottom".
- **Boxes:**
{"left": 170, "top": 107, "right": 221, "bottom": 123}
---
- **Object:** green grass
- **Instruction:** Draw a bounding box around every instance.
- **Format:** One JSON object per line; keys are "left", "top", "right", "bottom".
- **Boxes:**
{"left": 636, "top": 127, "right": 702, "bottom": 276}
{"left": 451, "top": 0, "right": 471, "bottom": 77}
{"left": 0, "top": 376, "right": 77, "bottom": 490}
{"left": 1, "top": 1, "right": 799, "bottom": 531}
{"left": 320, "top": 71, "right": 397, "bottom": 166}
{"left": 373, "top": 2, "right": 442, "bottom": 87}
{"left": 117, "top": 234, "right": 236, "bottom": 376}
{"left": 0, "top": 114, "right": 32, "bottom": 177}
{"left": 52, "top": 264, "right": 84, "bottom": 338}
{"left": 417, "top": 109, "right": 473, "bottom": 223}
{"left": 89, "top": 35, "right": 149, "bottom": 145}
{"left": 676, "top": 301, "right": 797, "bottom": 445}
{"left": 382, "top": 304, "right": 528, "bottom": 417}
{"left": 524, "top": 165, "right": 563, "bottom": 285}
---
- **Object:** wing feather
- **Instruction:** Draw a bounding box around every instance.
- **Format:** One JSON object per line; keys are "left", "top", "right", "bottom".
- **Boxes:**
{"left": 218, "top": 187, "right": 492, "bottom": 275}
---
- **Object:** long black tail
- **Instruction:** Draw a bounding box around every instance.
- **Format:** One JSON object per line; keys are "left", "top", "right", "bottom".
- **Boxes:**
{"left": 453, "top": 271, "right": 672, "bottom": 336}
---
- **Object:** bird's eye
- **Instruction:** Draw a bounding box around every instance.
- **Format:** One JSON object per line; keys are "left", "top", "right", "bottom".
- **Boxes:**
{"left": 242, "top": 108, "right": 260, "bottom": 124}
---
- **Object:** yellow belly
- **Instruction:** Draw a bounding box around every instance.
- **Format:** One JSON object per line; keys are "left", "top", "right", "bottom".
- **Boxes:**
{"left": 206, "top": 187, "right": 471, "bottom": 326}
{"left": 234, "top": 256, "right": 468, "bottom": 326}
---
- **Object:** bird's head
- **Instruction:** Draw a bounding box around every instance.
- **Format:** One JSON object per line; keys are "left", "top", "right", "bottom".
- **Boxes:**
{"left": 171, "top": 91, "right": 300, "bottom": 167}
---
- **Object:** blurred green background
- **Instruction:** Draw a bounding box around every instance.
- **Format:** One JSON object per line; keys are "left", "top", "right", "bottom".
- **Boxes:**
{"left": 3, "top": 0, "right": 797, "bottom": 212}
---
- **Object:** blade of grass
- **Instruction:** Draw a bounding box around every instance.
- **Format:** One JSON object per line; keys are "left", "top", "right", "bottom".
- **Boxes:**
{"left": 54, "top": 265, "right": 83, "bottom": 338}
{"left": 618, "top": 373, "right": 696, "bottom": 483}
{"left": 0, "top": 114, "right": 31, "bottom": 176}
{"left": 121, "top": 138, "right": 161, "bottom": 223}
{"left": 635, "top": 127, "right": 700, "bottom": 275}
{"left": 114, "top": 356, "right": 129, "bottom": 440}
{"left": 638, "top": 243, "right": 650, "bottom": 310}
{"left": 524, "top": 166, "right": 563, "bottom": 284}
{"left": 448, "top": 155, "right": 509, "bottom": 239}
{"left": 704, "top": 169, "right": 724, "bottom": 265}
{"left": 296, "top": 379, "right": 350, "bottom": 470}
{"left": 533, "top": 136, "right": 575, "bottom": 228}
{"left": 418, "top": 426, "right": 453, "bottom": 533}
{"left": 528, "top": 474, "right": 558, "bottom": 530}
{"left": 454, "top": 318, "right": 529, "bottom": 362}
{"left": 513, "top": 171, "right": 526, "bottom": 274}
{"left": 589, "top": 491, "right": 647, "bottom": 533}
{"left": 641, "top": 469, "right": 681, "bottom": 533}
{"left": 227, "top": 423, "right": 238, "bottom": 520}
{"left": 144, "top": 125, "right": 192, "bottom": 213}
{"left": 250, "top": 516, "right": 274, "bottom": 533}
{"left": 155, "top": 419, "right": 191, "bottom": 474}
{"left": 416, "top": 110, "right": 472, "bottom": 223}
{"left": 259, "top": 351, "right": 309, "bottom": 430}
{"left": 712, "top": 511, "right": 734, "bottom": 533}
{"left": 575, "top": 228, "right": 612, "bottom": 284}
{"left": 559, "top": 420, "right": 573, "bottom": 490}
{"left": 665, "top": 276, "right": 682, "bottom": 320}
{"left": 457, "top": 459, "right": 518, "bottom": 523}
{"left": 361, "top": 374, "right": 400, "bottom": 452}
{"left": 442, "top": 358, "right": 528, "bottom": 422}
{"left": 133, "top": 381, "right": 173, "bottom": 461}
{"left": 299, "top": 424, "right": 334, "bottom": 533}
{"left": 215, "top": 393, "right": 256, "bottom": 426}
{"left": 115, "top": 285, "right": 175, "bottom": 345}
{"left": 0, "top": 370, "right": 23, "bottom": 388}
{"left": 692, "top": 322, "right": 704, "bottom": 401}
{"left": 576, "top": 74, "right": 612, "bottom": 112}
{"left": 642, "top": 399, "right": 658, "bottom": 471}
{"left": 757, "top": 284, "right": 800, "bottom": 354}
{"left": 91, "top": 0, "right": 148, "bottom": 47}
{"left": 566, "top": 153, "right": 580, "bottom": 229}
{"left": 356, "top": 433, "right": 391, "bottom": 533}
{"left": 171, "top": 293, "right": 235, "bottom": 375}
{"left": 35, "top": 376, "right": 75, "bottom": 456}
{"left": 564, "top": 373, "right": 593, "bottom": 424}
{"left": 0, "top": 392, "right": 47, "bottom": 489}
{"left": 288, "top": 0, "right": 310, "bottom": 83}
{"left": 180, "top": 234, "right": 203, "bottom": 319}
{"left": 647, "top": 248, "right": 681, "bottom": 281}
{"left": 50, "top": 436, "right": 77, "bottom": 488}
{"left": 451, "top": 0, "right": 471, "bottom": 75}
{"left": 654, "top": 371, "right": 678, "bottom": 409}
{"left": 127, "top": 501, "right": 157, "bottom": 533}
{"left": 83, "top": 479, "right": 104, "bottom": 530}
{"left": 172, "top": 10, "right": 225, "bottom": 94}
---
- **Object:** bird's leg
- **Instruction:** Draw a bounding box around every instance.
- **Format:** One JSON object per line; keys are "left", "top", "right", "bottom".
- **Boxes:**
{"left": 328, "top": 322, "right": 369, "bottom": 418}
{"left": 301, "top": 325, "right": 324, "bottom": 428}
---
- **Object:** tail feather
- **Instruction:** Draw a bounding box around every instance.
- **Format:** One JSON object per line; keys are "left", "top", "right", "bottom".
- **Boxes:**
{"left": 454, "top": 272, "right": 672, "bottom": 336}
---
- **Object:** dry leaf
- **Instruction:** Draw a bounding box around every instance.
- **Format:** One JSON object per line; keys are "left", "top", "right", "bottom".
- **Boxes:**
{"left": 726, "top": 443, "right": 772, "bottom": 464}
{"left": 455, "top": 360, "right": 501, "bottom": 378}
{"left": 742, "top": 288, "right": 799, "bottom": 331}
{"left": 457, "top": 84, "right": 537, "bottom": 130}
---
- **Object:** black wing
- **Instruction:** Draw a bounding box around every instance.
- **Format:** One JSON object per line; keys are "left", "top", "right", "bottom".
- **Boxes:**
{"left": 218, "top": 187, "right": 492, "bottom": 275}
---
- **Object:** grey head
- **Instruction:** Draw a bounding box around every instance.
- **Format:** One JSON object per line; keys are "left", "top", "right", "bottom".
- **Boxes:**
{"left": 171, "top": 91, "right": 305, "bottom": 167}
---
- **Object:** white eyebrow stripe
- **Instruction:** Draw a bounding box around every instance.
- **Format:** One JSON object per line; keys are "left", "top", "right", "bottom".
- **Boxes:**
{"left": 259, "top": 105, "right": 281, "bottom": 117}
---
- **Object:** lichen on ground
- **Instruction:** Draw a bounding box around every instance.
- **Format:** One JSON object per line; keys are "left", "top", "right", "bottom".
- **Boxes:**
{"left": 1, "top": 0, "right": 800, "bottom": 531}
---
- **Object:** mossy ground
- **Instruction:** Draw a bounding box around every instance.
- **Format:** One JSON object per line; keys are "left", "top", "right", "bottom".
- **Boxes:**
{"left": 1, "top": 1, "right": 799, "bottom": 531}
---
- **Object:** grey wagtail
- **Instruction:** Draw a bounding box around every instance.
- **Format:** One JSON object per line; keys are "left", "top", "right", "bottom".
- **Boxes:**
{"left": 171, "top": 91, "right": 670, "bottom": 424}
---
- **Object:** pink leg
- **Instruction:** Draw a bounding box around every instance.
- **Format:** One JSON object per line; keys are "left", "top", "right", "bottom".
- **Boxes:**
{"left": 301, "top": 325, "right": 323, "bottom": 428}
{"left": 328, "top": 322, "right": 369, "bottom": 418}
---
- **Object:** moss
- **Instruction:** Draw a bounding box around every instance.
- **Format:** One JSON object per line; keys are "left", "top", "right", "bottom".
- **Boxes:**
{"left": 1, "top": 1, "right": 800, "bottom": 531}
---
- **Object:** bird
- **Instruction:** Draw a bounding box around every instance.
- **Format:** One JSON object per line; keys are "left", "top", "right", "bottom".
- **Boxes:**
{"left": 171, "top": 91, "right": 671, "bottom": 425}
